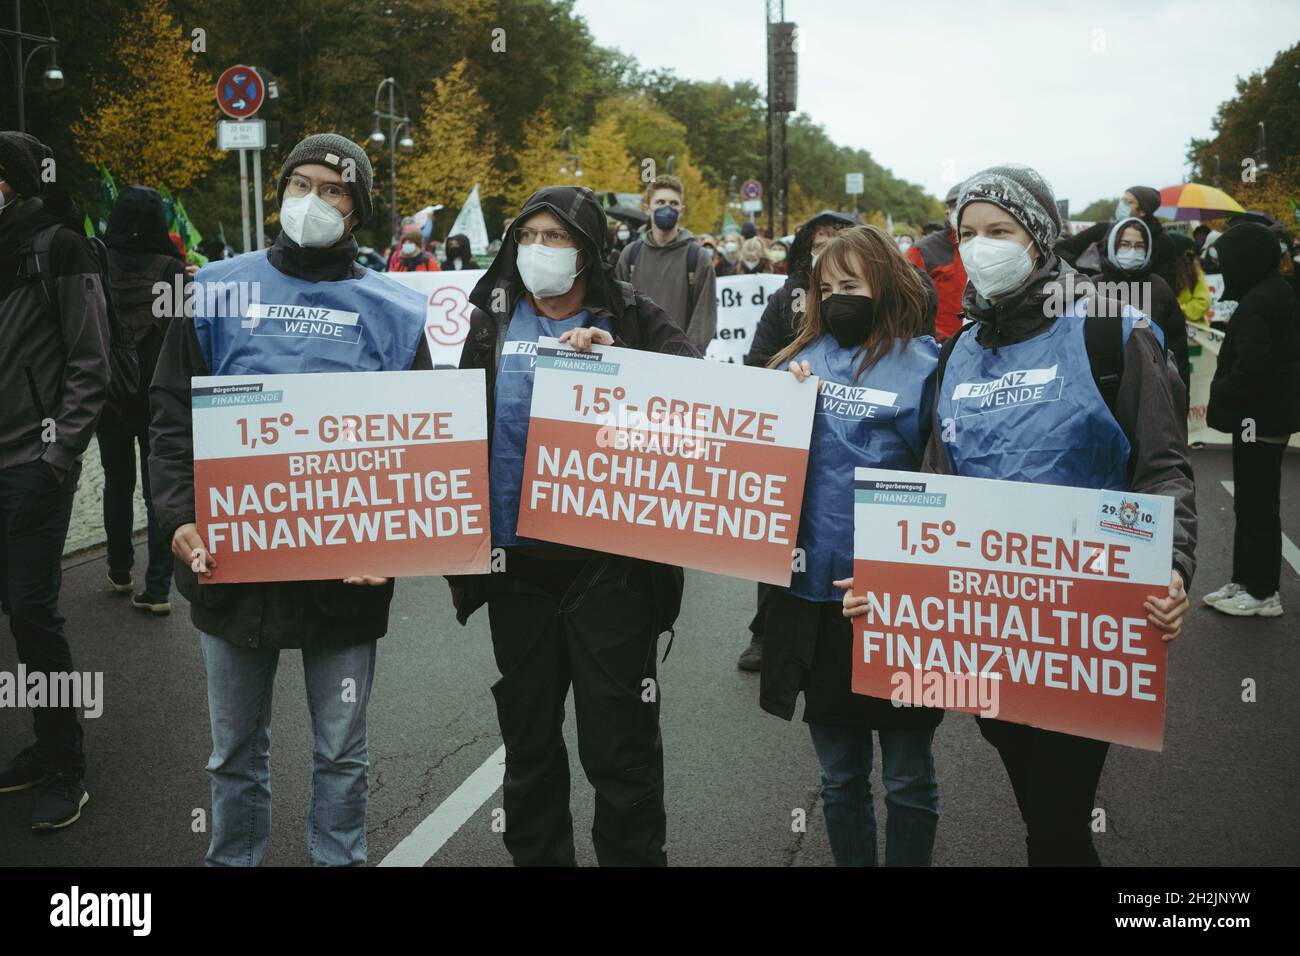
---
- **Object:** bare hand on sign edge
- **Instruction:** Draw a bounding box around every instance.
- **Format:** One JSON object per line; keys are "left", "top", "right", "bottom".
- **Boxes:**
{"left": 834, "top": 577, "right": 872, "bottom": 619}
{"left": 787, "top": 359, "right": 814, "bottom": 382}
{"left": 559, "top": 327, "right": 614, "bottom": 352}
{"left": 1145, "top": 570, "right": 1188, "bottom": 642}
{"left": 172, "top": 523, "right": 215, "bottom": 577}
{"left": 343, "top": 575, "right": 390, "bottom": 586}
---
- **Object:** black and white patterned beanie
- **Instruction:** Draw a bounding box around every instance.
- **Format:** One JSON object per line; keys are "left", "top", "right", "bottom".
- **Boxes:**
{"left": 957, "top": 164, "right": 1062, "bottom": 254}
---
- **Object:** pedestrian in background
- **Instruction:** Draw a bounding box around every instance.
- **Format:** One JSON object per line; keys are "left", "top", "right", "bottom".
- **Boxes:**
{"left": 443, "top": 232, "right": 476, "bottom": 270}
{"left": 0, "top": 131, "right": 110, "bottom": 831}
{"left": 390, "top": 223, "right": 440, "bottom": 272}
{"left": 906, "top": 184, "right": 967, "bottom": 340}
{"left": 1167, "top": 233, "right": 1211, "bottom": 327}
{"left": 738, "top": 236, "right": 770, "bottom": 274}
{"left": 99, "top": 185, "right": 190, "bottom": 614}
{"left": 1204, "top": 222, "right": 1300, "bottom": 618}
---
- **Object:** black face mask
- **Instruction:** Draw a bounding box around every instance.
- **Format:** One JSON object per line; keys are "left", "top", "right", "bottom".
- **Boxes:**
{"left": 821, "top": 293, "right": 875, "bottom": 348}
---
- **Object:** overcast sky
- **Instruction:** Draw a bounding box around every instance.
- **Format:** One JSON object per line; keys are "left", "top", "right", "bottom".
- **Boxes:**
{"left": 573, "top": 0, "right": 1299, "bottom": 212}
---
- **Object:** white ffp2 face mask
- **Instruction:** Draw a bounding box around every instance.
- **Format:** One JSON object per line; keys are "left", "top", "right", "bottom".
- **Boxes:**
{"left": 280, "top": 193, "right": 347, "bottom": 248}
{"left": 960, "top": 235, "right": 1036, "bottom": 299}
{"left": 1114, "top": 248, "right": 1147, "bottom": 271}
{"left": 517, "top": 242, "right": 581, "bottom": 298}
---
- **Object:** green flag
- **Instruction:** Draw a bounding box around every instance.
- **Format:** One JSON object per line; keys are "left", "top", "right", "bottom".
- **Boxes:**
{"left": 97, "top": 165, "right": 118, "bottom": 233}
{"left": 172, "top": 193, "right": 203, "bottom": 252}
{"left": 83, "top": 213, "right": 95, "bottom": 237}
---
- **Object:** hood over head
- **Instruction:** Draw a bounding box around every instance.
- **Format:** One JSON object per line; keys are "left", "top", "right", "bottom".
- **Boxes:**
{"left": 105, "top": 185, "right": 179, "bottom": 258}
{"left": 1102, "top": 215, "right": 1153, "bottom": 277}
{"left": 470, "top": 185, "right": 619, "bottom": 317}
{"left": 1214, "top": 221, "right": 1282, "bottom": 301}
{"left": 788, "top": 209, "right": 858, "bottom": 285}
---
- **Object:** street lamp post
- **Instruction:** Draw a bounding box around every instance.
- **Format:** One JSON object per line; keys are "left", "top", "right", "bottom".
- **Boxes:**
{"left": 370, "top": 77, "right": 414, "bottom": 247}
{"left": 0, "top": 0, "right": 64, "bottom": 132}
{"left": 1256, "top": 121, "right": 1269, "bottom": 174}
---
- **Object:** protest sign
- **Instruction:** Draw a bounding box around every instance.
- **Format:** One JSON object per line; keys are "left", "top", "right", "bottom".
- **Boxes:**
{"left": 851, "top": 467, "right": 1174, "bottom": 750}
{"left": 192, "top": 370, "right": 490, "bottom": 583}
{"left": 705, "top": 273, "right": 787, "bottom": 364}
{"left": 387, "top": 271, "right": 787, "bottom": 369}
{"left": 386, "top": 269, "right": 486, "bottom": 368}
{"left": 516, "top": 338, "right": 817, "bottom": 584}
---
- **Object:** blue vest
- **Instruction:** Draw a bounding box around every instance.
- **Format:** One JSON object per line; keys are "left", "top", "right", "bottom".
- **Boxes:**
{"left": 789, "top": 334, "right": 939, "bottom": 602}
{"left": 936, "top": 300, "right": 1145, "bottom": 490}
{"left": 191, "top": 250, "right": 425, "bottom": 375}
{"left": 490, "top": 297, "right": 614, "bottom": 548}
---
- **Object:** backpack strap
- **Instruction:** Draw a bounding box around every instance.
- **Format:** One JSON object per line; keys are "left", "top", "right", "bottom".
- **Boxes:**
{"left": 685, "top": 240, "right": 699, "bottom": 309}
{"left": 626, "top": 239, "right": 642, "bottom": 277}
{"left": 1083, "top": 310, "right": 1124, "bottom": 413}
{"left": 18, "top": 223, "right": 63, "bottom": 316}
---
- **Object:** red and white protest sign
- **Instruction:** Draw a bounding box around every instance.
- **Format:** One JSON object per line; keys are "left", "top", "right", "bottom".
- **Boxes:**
{"left": 516, "top": 338, "right": 817, "bottom": 584}
{"left": 851, "top": 467, "right": 1174, "bottom": 750}
{"left": 192, "top": 370, "right": 490, "bottom": 583}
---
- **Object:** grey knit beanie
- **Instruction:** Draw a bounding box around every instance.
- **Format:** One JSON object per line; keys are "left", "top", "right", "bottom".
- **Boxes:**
{"left": 957, "top": 164, "right": 1062, "bottom": 253}
{"left": 276, "top": 133, "right": 373, "bottom": 226}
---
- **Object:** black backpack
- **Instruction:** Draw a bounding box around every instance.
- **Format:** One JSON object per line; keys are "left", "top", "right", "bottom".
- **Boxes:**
{"left": 626, "top": 238, "right": 702, "bottom": 312}
{"left": 21, "top": 223, "right": 141, "bottom": 417}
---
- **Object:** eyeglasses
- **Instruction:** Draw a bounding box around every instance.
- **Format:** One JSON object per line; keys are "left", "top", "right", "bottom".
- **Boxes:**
{"left": 285, "top": 174, "right": 351, "bottom": 208}
{"left": 512, "top": 226, "right": 574, "bottom": 247}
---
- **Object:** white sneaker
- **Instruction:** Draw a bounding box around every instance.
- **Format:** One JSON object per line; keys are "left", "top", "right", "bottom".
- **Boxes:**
{"left": 1214, "top": 591, "right": 1283, "bottom": 617}
{"left": 1203, "top": 581, "right": 1245, "bottom": 607}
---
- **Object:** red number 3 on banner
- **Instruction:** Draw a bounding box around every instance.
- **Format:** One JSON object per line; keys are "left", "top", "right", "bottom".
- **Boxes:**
{"left": 426, "top": 287, "right": 473, "bottom": 348}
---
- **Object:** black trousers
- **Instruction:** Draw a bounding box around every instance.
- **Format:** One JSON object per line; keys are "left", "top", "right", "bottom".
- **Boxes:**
{"left": 1231, "top": 434, "right": 1287, "bottom": 599}
{"left": 0, "top": 458, "right": 85, "bottom": 774}
{"left": 977, "top": 718, "right": 1109, "bottom": 866}
{"left": 748, "top": 582, "right": 773, "bottom": 638}
{"left": 487, "top": 553, "right": 666, "bottom": 866}
{"left": 96, "top": 411, "right": 171, "bottom": 598}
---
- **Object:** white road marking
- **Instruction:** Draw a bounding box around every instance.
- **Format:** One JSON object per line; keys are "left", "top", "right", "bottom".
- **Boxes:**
{"left": 378, "top": 744, "right": 506, "bottom": 867}
{"left": 1220, "top": 481, "right": 1300, "bottom": 577}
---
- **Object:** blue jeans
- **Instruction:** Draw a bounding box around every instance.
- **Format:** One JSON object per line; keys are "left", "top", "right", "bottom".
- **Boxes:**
{"left": 200, "top": 633, "right": 377, "bottom": 866}
{"left": 808, "top": 723, "right": 939, "bottom": 866}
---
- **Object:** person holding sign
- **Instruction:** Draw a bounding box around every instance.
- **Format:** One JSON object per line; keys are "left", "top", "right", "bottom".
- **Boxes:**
{"left": 149, "top": 133, "right": 433, "bottom": 866}
{"left": 762, "top": 226, "right": 943, "bottom": 867}
{"left": 450, "top": 185, "right": 696, "bottom": 866}
{"left": 844, "top": 164, "right": 1196, "bottom": 866}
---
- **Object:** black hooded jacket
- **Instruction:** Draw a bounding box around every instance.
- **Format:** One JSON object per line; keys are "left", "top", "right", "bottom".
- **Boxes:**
{"left": 104, "top": 185, "right": 188, "bottom": 426}
{"left": 1095, "top": 216, "right": 1189, "bottom": 393}
{"left": 1207, "top": 222, "right": 1300, "bottom": 436}
{"left": 450, "top": 186, "right": 697, "bottom": 626}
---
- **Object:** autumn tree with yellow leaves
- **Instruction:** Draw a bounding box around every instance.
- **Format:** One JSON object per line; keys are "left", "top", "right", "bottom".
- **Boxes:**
{"left": 396, "top": 59, "right": 500, "bottom": 216}
{"left": 72, "top": 0, "right": 220, "bottom": 191}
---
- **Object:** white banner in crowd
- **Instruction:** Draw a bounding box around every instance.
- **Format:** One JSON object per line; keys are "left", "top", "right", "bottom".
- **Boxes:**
{"left": 388, "top": 271, "right": 788, "bottom": 369}
{"left": 450, "top": 184, "right": 490, "bottom": 255}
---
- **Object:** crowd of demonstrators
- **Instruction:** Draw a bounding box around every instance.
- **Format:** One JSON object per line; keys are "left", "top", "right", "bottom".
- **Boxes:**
{"left": 1058, "top": 184, "right": 1176, "bottom": 288}
{"left": 450, "top": 185, "right": 696, "bottom": 866}
{"left": 389, "top": 222, "right": 441, "bottom": 273}
{"left": 0, "top": 131, "right": 110, "bottom": 832}
{"left": 99, "top": 186, "right": 191, "bottom": 615}
{"left": 614, "top": 174, "right": 717, "bottom": 354}
{"left": 150, "top": 134, "right": 433, "bottom": 866}
{"left": 906, "top": 184, "right": 968, "bottom": 340}
{"left": 766, "top": 225, "right": 942, "bottom": 865}
{"left": 1203, "top": 222, "right": 1300, "bottom": 620}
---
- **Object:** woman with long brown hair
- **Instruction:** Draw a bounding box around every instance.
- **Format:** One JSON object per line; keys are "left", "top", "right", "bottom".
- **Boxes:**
{"left": 760, "top": 225, "right": 943, "bottom": 866}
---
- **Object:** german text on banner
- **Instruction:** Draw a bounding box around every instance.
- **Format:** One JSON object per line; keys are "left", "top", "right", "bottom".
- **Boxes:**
{"left": 851, "top": 467, "right": 1174, "bottom": 750}
{"left": 517, "top": 338, "right": 817, "bottom": 585}
{"left": 191, "top": 370, "right": 490, "bottom": 583}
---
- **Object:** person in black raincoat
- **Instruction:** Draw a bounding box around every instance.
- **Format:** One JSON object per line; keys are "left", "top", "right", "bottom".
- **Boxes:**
{"left": 449, "top": 185, "right": 696, "bottom": 866}
{"left": 98, "top": 185, "right": 190, "bottom": 613}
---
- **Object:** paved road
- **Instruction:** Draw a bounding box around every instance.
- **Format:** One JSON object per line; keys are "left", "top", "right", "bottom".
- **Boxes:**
{"left": 2, "top": 446, "right": 1297, "bottom": 866}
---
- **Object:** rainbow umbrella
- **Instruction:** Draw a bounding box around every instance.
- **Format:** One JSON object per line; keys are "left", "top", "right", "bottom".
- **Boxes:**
{"left": 1155, "top": 183, "right": 1245, "bottom": 221}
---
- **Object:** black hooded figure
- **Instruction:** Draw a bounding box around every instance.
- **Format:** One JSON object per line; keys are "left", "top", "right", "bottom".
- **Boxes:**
{"left": 442, "top": 232, "right": 475, "bottom": 270}
{"left": 98, "top": 185, "right": 191, "bottom": 611}
{"left": 1206, "top": 222, "right": 1300, "bottom": 611}
{"left": 450, "top": 185, "right": 697, "bottom": 867}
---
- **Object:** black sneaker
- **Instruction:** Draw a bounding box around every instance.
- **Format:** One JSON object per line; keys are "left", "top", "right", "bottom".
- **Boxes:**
{"left": 30, "top": 772, "right": 89, "bottom": 831}
{"left": 131, "top": 592, "right": 171, "bottom": 615}
{"left": 737, "top": 637, "right": 763, "bottom": 672}
{"left": 0, "top": 747, "right": 48, "bottom": 793}
{"left": 107, "top": 569, "right": 133, "bottom": 594}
